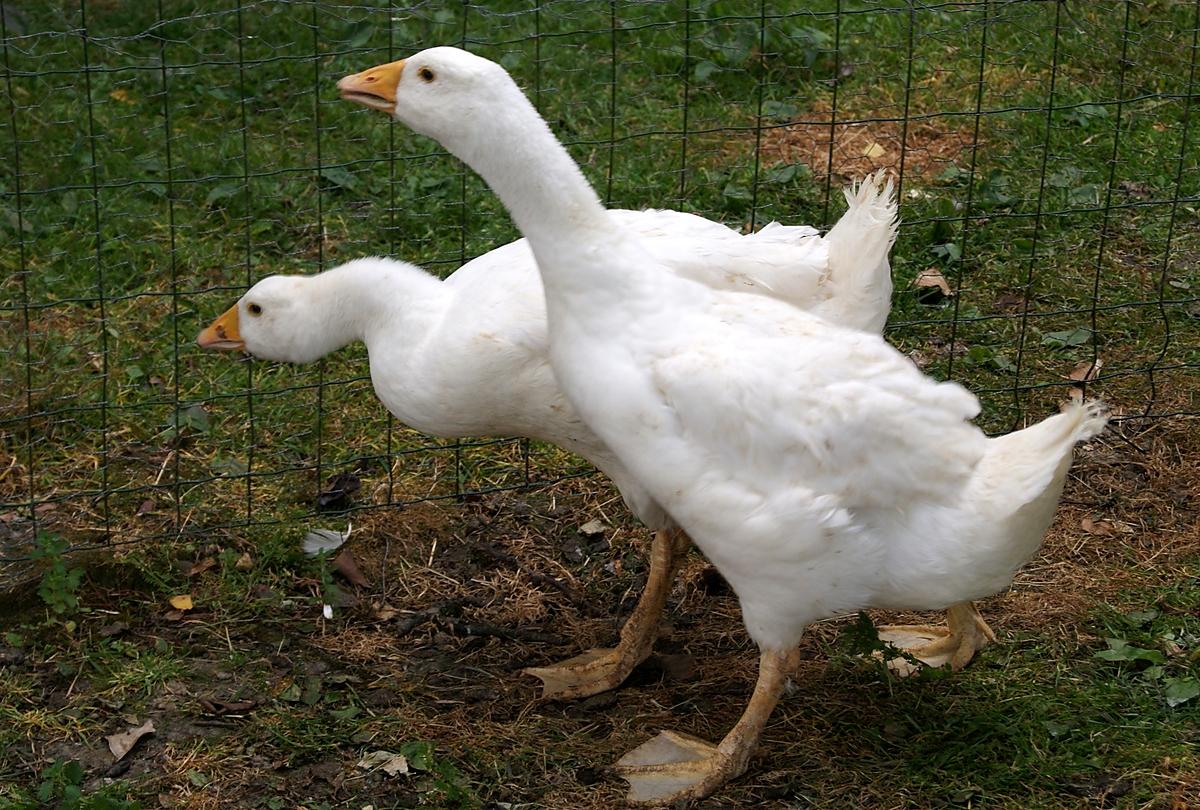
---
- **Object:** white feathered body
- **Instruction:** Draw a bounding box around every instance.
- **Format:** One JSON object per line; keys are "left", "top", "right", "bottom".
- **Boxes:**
{"left": 535, "top": 228, "right": 1105, "bottom": 650}
{"left": 379, "top": 47, "right": 1108, "bottom": 653}
{"left": 237, "top": 200, "right": 895, "bottom": 534}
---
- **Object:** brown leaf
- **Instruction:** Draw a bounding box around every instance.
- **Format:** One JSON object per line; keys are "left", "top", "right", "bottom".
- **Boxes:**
{"left": 1081, "top": 516, "right": 1114, "bottom": 536}
{"left": 168, "top": 594, "right": 193, "bottom": 611}
{"left": 578, "top": 519, "right": 609, "bottom": 537}
{"left": 1118, "top": 180, "right": 1152, "bottom": 200}
{"left": 99, "top": 622, "right": 129, "bottom": 638}
{"left": 105, "top": 719, "right": 155, "bottom": 761}
{"left": 316, "top": 472, "right": 361, "bottom": 511}
{"left": 136, "top": 499, "right": 156, "bottom": 516}
{"left": 198, "top": 697, "right": 256, "bottom": 715}
{"left": 373, "top": 602, "right": 399, "bottom": 622}
{"left": 993, "top": 292, "right": 1028, "bottom": 313}
{"left": 234, "top": 552, "right": 253, "bottom": 571}
{"left": 186, "top": 558, "right": 216, "bottom": 578}
{"left": 1067, "top": 358, "right": 1103, "bottom": 383}
{"left": 332, "top": 548, "right": 370, "bottom": 588}
{"left": 862, "top": 141, "right": 887, "bottom": 159}
{"left": 357, "top": 750, "right": 409, "bottom": 777}
{"left": 913, "top": 268, "right": 953, "bottom": 303}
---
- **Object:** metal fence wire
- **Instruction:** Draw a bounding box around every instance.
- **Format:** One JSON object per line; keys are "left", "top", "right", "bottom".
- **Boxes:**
{"left": 1, "top": 1, "right": 1198, "bottom": 584}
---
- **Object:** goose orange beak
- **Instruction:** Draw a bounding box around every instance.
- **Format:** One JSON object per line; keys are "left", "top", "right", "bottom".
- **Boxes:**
{"left": 197, "top": 304, "right": 245, "bottom": 351}
{"left": 337, "top": 59, "right": 406, "bottom": 112}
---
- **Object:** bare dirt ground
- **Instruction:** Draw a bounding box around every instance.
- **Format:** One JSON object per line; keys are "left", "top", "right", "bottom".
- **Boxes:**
{"left": 1, "top": 411, "right": 1197, "bottom": 809}
{"left": 754, "top": 104, "right": 979, "bottom": 184}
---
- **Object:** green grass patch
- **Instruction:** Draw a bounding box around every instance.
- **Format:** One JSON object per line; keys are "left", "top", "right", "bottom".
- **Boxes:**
{"left": 3, "top": 1, "right": 1197, "bottom": 553}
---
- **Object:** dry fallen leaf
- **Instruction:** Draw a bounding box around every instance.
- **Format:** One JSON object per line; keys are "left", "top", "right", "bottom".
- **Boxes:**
{"left": 1066, "top": 358, "right": 1103, "bottom": 401}
{"left": 186, "top": 557, "right": 216, "bottom": 578}
{"left": 168, "top": 594, "right": 193, "bottom": 611}
{"left": 198, "top": 697, "right": 256, "bottom": 715}
{"left": 373, "top": 602, "right": 399, "bottom": 622}
{"left": 578, "top": 519, "right": 609, "bottom": 537}
{"left": 332, "top": 547, "right": 370, "bottom": 588}
{"left": 993, "top": 291, "right": 1028, "bottom": 313}
{"left": 913, "top": 268, "right": 953, "bottom": 303}
{"left": 235, "top": 552, "right": 253, "bottom": 571}
{"left": 862, "top": 141, "right": 887, "bottom": 159}
{"left": 106, "top": 719, "right": 155, "bottom": 761}
{"left": 1067, "top": 357, "right": 1103, "bottom": 383}
{"left": 357, "top": 750, "right": 409, "bottom": 777}
{"left": 1081, "top": 516, "right": 1114, "bottom": 536}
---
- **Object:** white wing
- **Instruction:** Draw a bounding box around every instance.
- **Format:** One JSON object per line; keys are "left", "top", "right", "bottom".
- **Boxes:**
{"left": 608, "top": 208, "right": 829, "bottom": 312}
{"left": 600, "top": 293, "right": 987, "bottom": 519}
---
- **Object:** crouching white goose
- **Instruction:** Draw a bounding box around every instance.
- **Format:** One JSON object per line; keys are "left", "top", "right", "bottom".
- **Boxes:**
{"left": 339, "top": 46, "right": 1108, "bottom": 804}
{"left": 198, "top": 186, "right": 907, "bottom": 699}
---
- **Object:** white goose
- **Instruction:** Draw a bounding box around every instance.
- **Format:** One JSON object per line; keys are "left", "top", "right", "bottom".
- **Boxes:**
{"left": 337, "top": 47, "right": 1108, "bottom": 804}
{"left": 198, "top": 186, "right": 942, "bottom": 698}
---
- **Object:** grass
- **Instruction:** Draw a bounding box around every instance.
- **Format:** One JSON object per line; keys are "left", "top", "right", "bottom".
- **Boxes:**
{"left": 0, "top": 0, "right": 1198, "bottom": 807}
{"left": 1, "top": 0, "right": 1198, "bottom": 553}
{"left": 0, "top": 422, "right": 1196, "bottom": 807}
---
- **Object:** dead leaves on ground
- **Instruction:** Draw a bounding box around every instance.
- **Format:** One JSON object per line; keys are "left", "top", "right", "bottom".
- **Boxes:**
{"left": 357, "top": 750, "right": 411, "bottom": 777}
{"left": 105, "top": 720, "right": 155, "bottom": 761}
{"left": 913, "top": 268, "right": 954, "bottom": 303}
{"left": 197, "top": 697, "right": 257, "bottom": 717}
{"left": 316, "top": 472, "right": 361, "bottom": 512}
{"left": 332, "top": 547, "right": 370, "bottom": 588}
{"left": 1067, "top": 357, "right": 1104, "bottom": 401}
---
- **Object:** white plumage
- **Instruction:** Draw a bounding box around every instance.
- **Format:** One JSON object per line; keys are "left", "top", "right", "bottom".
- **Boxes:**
{"left": 338, "top": 46, "right": 1108, "bottom": 804}
{"left": 198, "top": 189, "right": 905, "bottom": 698}
{"left": 198, "top": 203, "right": 890, "bottom": 532}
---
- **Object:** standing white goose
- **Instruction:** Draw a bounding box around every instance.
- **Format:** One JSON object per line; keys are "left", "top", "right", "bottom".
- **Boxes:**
{"left": 198, "top": 189, "right": 913, "bottom": 699}
{"left": 337, "top": 48, "right": 1107, "bottom": 804}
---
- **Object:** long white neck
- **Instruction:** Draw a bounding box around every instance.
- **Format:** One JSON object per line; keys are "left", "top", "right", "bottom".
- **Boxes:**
{"left": 456, "top": 99, "right": 607, "bottom": 245}
{"left": 432, "top": 82, "right": 655, "bottom": 315}
{"left": 307, "top": 259, "right": 448, "bottom": 354}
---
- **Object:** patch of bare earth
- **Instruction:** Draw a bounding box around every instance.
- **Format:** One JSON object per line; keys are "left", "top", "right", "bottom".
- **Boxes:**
{"left": 748, "top": 102, "right": 978, "bottom": 183}
{"left": 3, "top": 410, "right": 1196, "bottom": 808}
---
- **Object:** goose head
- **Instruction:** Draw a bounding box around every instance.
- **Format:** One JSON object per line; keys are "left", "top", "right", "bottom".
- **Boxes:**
{"left": 338, "top": 47, "right": 606, "bottom": 253}
{"left": 198, "top": 257, "right": 446, "bottom": 364}
{"left": 197, "top": 274, "right": 344, "bottom": 363}
{"left": 337, "top": 47, "right": 527, "bottom": 160}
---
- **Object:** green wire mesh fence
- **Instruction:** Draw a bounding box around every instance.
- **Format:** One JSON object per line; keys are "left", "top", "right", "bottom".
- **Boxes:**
{"left": 1, "top": 1, "right": 1197, "bottom": 585}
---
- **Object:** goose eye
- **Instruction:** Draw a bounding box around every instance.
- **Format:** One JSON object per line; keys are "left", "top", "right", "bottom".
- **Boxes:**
{"left": 418, "top": 66, "right": 435, "bottom": 82}
{"left": 247, "top": 303, "right": 263, "bottom": 316}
